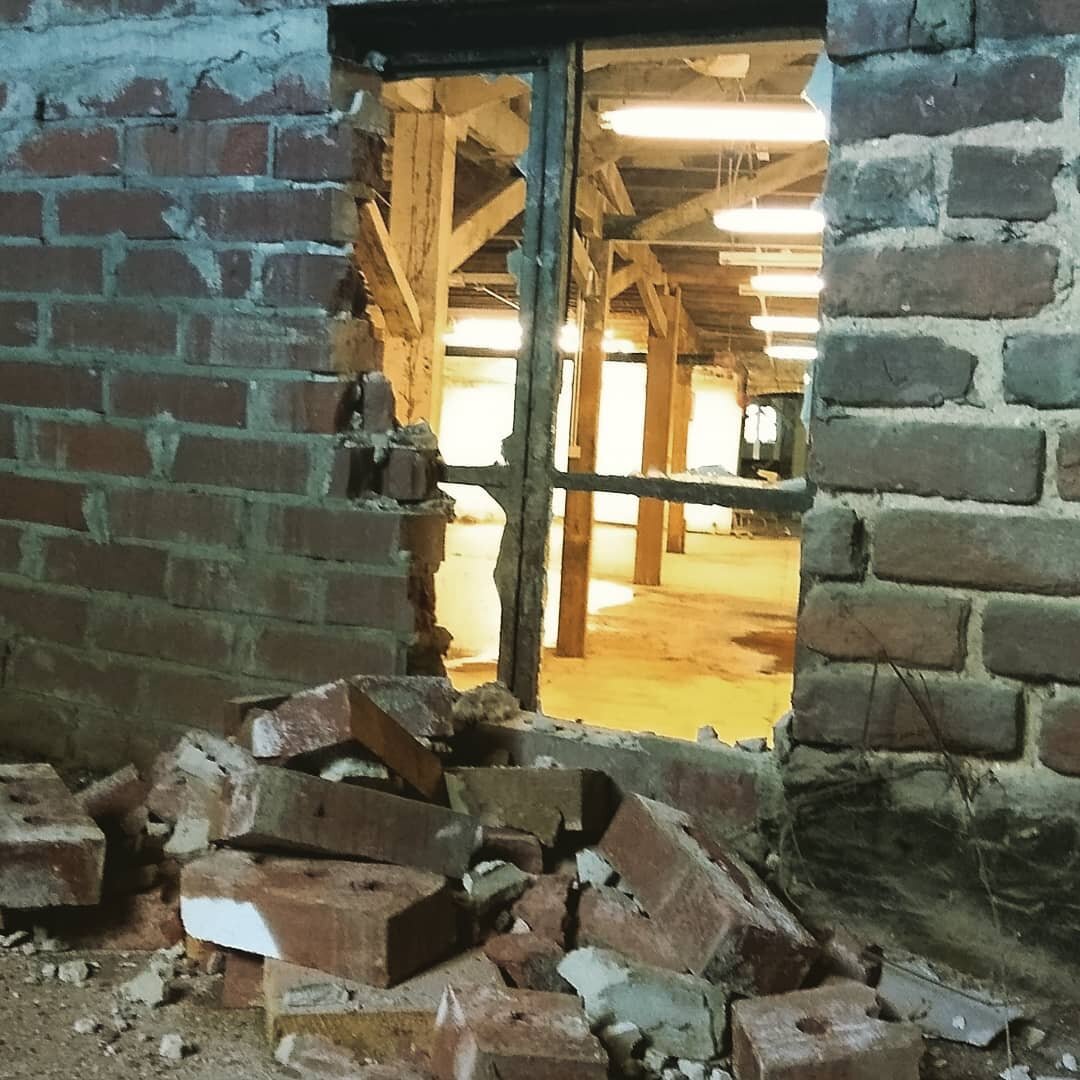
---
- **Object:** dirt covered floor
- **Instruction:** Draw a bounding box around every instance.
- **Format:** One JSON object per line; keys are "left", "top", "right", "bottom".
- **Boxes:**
{"left": 438, "top": 523, "right": 800, "bottom": 744}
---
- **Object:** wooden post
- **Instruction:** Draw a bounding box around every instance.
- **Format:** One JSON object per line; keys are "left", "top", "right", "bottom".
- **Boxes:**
{"left": 385, "top": 112, "right": 457, "bottom": 428}
{"left": 634, "top": 291, "right": 681, "bottom": 586}
{"left": 556, "top": 241, "right": 613, "bottom": 658}
{"left": 666, "top": 366, "right": 693, "bottom": 554}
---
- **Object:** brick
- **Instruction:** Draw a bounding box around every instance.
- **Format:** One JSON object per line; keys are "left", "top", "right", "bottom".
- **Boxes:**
{"left": 792, "top": 667, "right": 1021, "bottom": 755}
{"left": 383, "top": 446, "right": 440, "bottom": 502}
{"left": 576, "top": 885, "right": 683, "bottom": 970}
{"left": 240, "top": 680, "right": 352, "bottom": 761}
{"left": 825, "top": 156, "right": 938, "bottom": 238}
{"left": 0, "top": 472, "right": 88, "bottom": 529}
{"left": 1056, "top": 430, "right": 1080, "bottom": 500}
{"left": 0, "top": 692, "right": 75, "bottom": 761}
{"left": 108, "top": 487, "right": 246, "bottom": 547}
{"left": 732, "top": 983, "right": 923, "bottom": 1080}
{"left": 0, "top": 412, "right": 13, "bottom": 457}
{"left": 136, "top": 667, "right": 253, "bottom": 729}
{"left": 275, "top": 122, "right": 383, "bottom": 183}
{"left": 809, "top": 419, "right": 1043, "bottom": 504}
{"left": 244, "top": 623, "right": 400, "bottom": 683}
{"left": 446, "top": 767, "right": 612, "bottom": 847}
{"left": 167, "top": 555, "right": 321, "bottom": 621}
{"left": 432, "top": 986, "right": 607, "bottom": 1080}
{"left": 265, "top": 377, "right": 352, "bottom": 434}
{"left": 1039, "top": 695, "right": 1080, "bottom": 777}
{"left": 983, "top": 597, "right": 1080, "bottom": 683}
{"left": 506, "top": 873, "right": 572, "bottom": 945}
{"left": 187, "top": 312, "right": 380, "bottom": 372}
{"left": 1004, "top": 335, "right": 1080, "bottom": 407}
{"left": 77, "top": 77, "right": 173, "bottom": 119}
{"left": 0, "top": 361, "right": 101, "bottom": 410}
{"left": 262, "top": 503, "right": 400, "bottom": 563}
{"left": 182, "top": 850, "right": 455, "bottom": 987}
{"left": 275, "top": 1038, "right": 430, "bottom": 1080}
{"left": 9, "top": 641, "right": 140, "bottom": 713}
{"left": 0, "top": 191, "right": 42, "bottom": 236}
{"left": 265, "top": 950, "right": 503, "bottom": 1064}
{"left": 194, "top": 189, "right": 355, "bottom": 243}
{"left": 262, "top": 252, "right": 362, "bottom": 311}
{"left": 116, "top": 249, "right": 251, "bottom": 300}
{"left": 188, "top": 71, "right": 329, "bottom": 121}
{"left": 360, "top": 372, "right": 397, "bottom": 432}
{"left": 799, "top": 583, "right": 968, "bottom": 669}
{"left": 147, "top": 731, "right": 255, "bottom": 830}
{"left": 0, "top": 300, "right": 37, "bottom": 347}
{"left": 56, "top": 886, "right": 183, "bottom": 952}
{"left": 222, "top": 951, "right": 264, "bottom": 1009}
{"left": 349, "top": 675, "right": 458, "bottom": 740}
{"left": 977, "top": 1, "right": 1080, "bottom": 38}
{"left": 90, "top": 602, "right": 235, "bottom": 670}
{"left": 816, "top": 334, "right": 976, "bottom": 407}
{"left": 483, "top": 932, "right": 565, "bottom": 993}
{"left": 10, "top": 125, "right": 120, "bottom": 176}
{"left": 32, "top": 420, "right": 152, "bottom": 476}
{"left": 480, "top": 827, "right": 544, "bottom": 874}
{"left": 127, "top": 122, "right": 268, "bottom": 176}
{"left": 110, "top": 370, "right": 247, "bottom": 426}
{"left": 801, "top": 506, "right": 863, "bottom": 580}
{"left": 599, "top": 794, "right": 817, "bottom": 994}
{"left": 948, "top": 147, "right": 1060, "bottom": 221}
{"left": 57, "top": 189, "right": 179, "bottom": 238}
{"left": 832, "top": 56, "right": 1064, "bottom": 141}
{"left": 172, "top": 434, "right": 309, "bottom": 493}
{"left": 828, "top": 0, "right": 973, "bottom": 57}
{"left": 217, "top": 765, "right": 483, "bottom": 879}
{"left": 43, "top": 534, "right": 168, "bottom": 597}
{"left": 0, "top": 246, "right": 102, "bottom": 294}
{"left": 874, "top": 509, "right": 1080, "bottom": 595}
{"left": 0, "top": 764, "right": 106, "bottom": 908}
{"left": 74, "top": 765, "right": 148, "bottom": 823}
{"left": 53, "top": 302, "right": 178, "bottom": 355}
{"left": 323, "top": 569, "right": 417, "bottom": 632}
{"left": 825, "top": 244, "right": 1059, "bottom": 320}
{"left": 0, "top": 581, "right": 88, "bottom": 646}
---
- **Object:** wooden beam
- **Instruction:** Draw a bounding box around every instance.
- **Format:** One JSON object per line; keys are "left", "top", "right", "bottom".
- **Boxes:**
{"left": 556, "top": 241, "right": 613, "bottom": 658}
{"left": 385, "top": 112, "right": 457, "bottom": 427}
{"left": 381, "top": 77, "right": 436, "bottom": 112}
{"left": 634, "top": 291, "right": 682, "bottom": 586}
{"left": 609, "top": 261, "right": 643, "bottom": 298}
{"left": 622, "top": 143, "right": 829, "bottom": 242}
{"left": 448, "top": 176, "right": 526, "bottom": 271}
{"left": 572, "top": 230, "right": 592, "bottom": 291}
{"left": 666, "top": 366, "right": 693, "bottom": 554}
{"left": 435, "top": 74, "right": 529, "bottom": 115}
{"left": 636, "top": 278, "right": 669, "bottom": 337}
{"left": 459, "top": 100, "right": 530, "bottom": 159}
{"left": 355, "top": 201, "right": 422, "bottom": 340}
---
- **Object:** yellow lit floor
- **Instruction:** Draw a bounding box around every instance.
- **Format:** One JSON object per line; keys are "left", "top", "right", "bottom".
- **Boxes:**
{"left": 436, "top": 521, "right": 801, "bottom": 743}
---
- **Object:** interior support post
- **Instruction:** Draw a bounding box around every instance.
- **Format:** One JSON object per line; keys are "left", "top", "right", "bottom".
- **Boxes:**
{"left": 385, "top": 111, "right": 457, "bottom": 428}
{"left": 634, "top": 290, "right": 682, "bottom": 586}
{"left": 666, "top": 365, "right": 693, "bottom": 554}
{"left": 556, "top": 240, "right": 613, "bottom": 658}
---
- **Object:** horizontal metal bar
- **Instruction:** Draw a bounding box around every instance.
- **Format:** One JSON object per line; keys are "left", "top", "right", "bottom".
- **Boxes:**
{"left": 442, "top": 463, "right": 512, "bottom": 489}
{"left": 551, "top": 471, "right": 812, "bottom": 512}
{"left": 445, "top": 346, "right": 721, "bottom": 365}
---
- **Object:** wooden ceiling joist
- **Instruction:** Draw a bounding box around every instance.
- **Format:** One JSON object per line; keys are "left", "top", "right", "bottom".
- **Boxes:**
{"left": 435, "top": 74, "right": 530, "bottom": 115}
{"left": 459, "top": 100, "right": 530, "bottom": 159}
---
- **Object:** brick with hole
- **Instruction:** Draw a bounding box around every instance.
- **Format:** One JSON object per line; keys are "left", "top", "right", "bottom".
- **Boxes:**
{"left": 181, "top": 849, "right": 456, "bottom": 986}
{"left": 0, "top": 763, "right": 106, "bottom": 908}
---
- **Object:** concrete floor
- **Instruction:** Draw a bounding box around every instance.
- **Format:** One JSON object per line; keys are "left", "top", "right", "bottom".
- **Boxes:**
{"left": 436, "top": 521, "right": 801, "bottom": 743}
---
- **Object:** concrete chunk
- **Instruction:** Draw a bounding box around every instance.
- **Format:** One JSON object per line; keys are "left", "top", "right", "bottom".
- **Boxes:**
{"left": 732, "top": 983, "right": 924, "bottom": 1080}
{"left": 265, "top": 950, "right": 503, "bottom": 1064}
{"left": 559, "top": 947, "right": 727, "bottom": 1060}
{"left": 432, "top": 985, "right": 608, "bottom": 1079}
{"left": 599, "top": 794, "right": 816, "bottom": 993}
{"left": 446, "top": 767, "right": 612, "bottom": 846}
{"left": 215, "top": 765, "right": 483, "bottom": 878}
{"left": 0, "top": 764, "right": 106, "bottom": 908}
{"left": 181, "top": 850, "right": 456, "bottom": 987}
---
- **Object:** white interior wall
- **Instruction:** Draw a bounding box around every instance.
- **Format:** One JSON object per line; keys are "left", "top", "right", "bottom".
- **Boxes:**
{"left": 439, "top": 354, "right": 744, "bottom": 533}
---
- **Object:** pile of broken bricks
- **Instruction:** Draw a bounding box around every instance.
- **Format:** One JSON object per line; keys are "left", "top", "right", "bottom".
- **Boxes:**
{"left": 2, "top": 673, "right": 1014, "bottom": 1079}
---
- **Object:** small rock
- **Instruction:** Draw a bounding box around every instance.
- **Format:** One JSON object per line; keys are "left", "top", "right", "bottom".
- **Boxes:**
{"left": 158, "top": 1034, "right": 189, "bottom": 1062}
{"left": 19, "top": 941, "right": 36, "bottom": 956}
{"left": 58, "top": 959, "right": 91, "bottom": 987}
{"left": 73, "top": 1018, "right": 99, "bottom": 1035}
{"left": 118, "top": 958, "right": 172, "bottom": 1008}
{"left": 576, "top": 848, "right": 617, "bottom": 888}
{"left": 1061, "top": 1054, "right": 1078, "bottom": 1073}
{"left": 696, "top": 726, "right": 718, "bottom": 743}
{"left": 1000, "top": 1067, "right": 1032, "bottom": 1080}
{"left": 1023, "top": 1028, "right": 1047, "bottom": 1049}
{"left": 40, "top": 963, "right": 58, "bottom": 981}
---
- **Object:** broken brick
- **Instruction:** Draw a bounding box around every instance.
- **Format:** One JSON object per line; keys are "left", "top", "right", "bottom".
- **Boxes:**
{"left": 74, "top": 764, "right": 148, "bottom": 823}
{"left": 222, "top": 951, "right": 265, "bottom": 1009}
{"left": 732, "top": 983, "right": 924, "bottom": 1080}
{"left": 599, "top": 794, "right": 816, "bottom": 994}
{"left": 0, "top": 763, "right": 106, "bottom": 908}
{"left": 479, "top": 827, "right": 545, "bottom": 874}
{"left": 265, "top": 949, "right": 503, "bottom": 1064}
{"left": 483, "top": 932, "right": 566, "bottom": 993}
{"left": 510, "top": 873, "right": 573, "bottom": 946}
{"left": 446, "top": 767, "right": 612, "bottom": 846}
{"left": 350, "top": 674, "right": 459, "bottom": 739}
{"left": 181, "top": 850, "right": 457, "bottom": 987}
{"left": 276, "top": 1034, "right": 433, "bottom": 1078}
{"left": 576, "top": 885, "right": 682, "bottom": 971}
{"left": 382, "top": 446, "right": 439, "bottom": 502}
{"left": 222, "top": 692, "right": 289, "bottom": 737}
{"left": 216, "top": 765, "right": 484, "bottom": 878}
{"left": 431, "top": 986, "right": 608, "bottom": 1080}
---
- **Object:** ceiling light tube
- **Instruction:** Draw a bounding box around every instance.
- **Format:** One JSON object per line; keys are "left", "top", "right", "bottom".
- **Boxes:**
{"left": 717, "top": 251, "right": 822, "bottom": 269}
{"left": 766, "top": 344, "right": 818, "bottom": 362}
{"left": 749, "top": 272, "right": 824, "bottom": 297}
{"left": 751, "top": 315, "right": 821, "bottom": 335}
{"left": 601, "top": 104, "right": 827, "bottom": 144}
{"left": 714, "top": 207, "right": 826, "bottom": 236}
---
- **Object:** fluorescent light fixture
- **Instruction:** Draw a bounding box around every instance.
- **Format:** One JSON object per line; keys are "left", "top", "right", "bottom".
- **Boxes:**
{"left": 445, "top": 317, "right": 641, "bottom": 354}
{"left": 751, "top": 315, "right": 821, "bottom": 335}
{"left": 766, "top": 344, "right": 818, "bottom": 362}
{"left": 749, "top": 273, "right": 824, "bottom": 297}
{"left": 717, "top": 250, "right": 822, "bottom": 269}
{"left": 601, "top": 104, "right": 827, "bottom": 144}
{"left": 714, "top": 207, "right": 826, "bottom": 235}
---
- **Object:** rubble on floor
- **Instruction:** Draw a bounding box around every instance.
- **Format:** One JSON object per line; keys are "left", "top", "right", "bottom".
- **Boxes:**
{"left": 0, "top": 672, "right": 1031, "bottom": 1077}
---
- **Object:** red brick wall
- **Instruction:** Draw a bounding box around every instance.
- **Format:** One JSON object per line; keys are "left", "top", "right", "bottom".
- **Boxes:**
{"left": 0, "top": 2, "right": 446, "bottom": 769}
